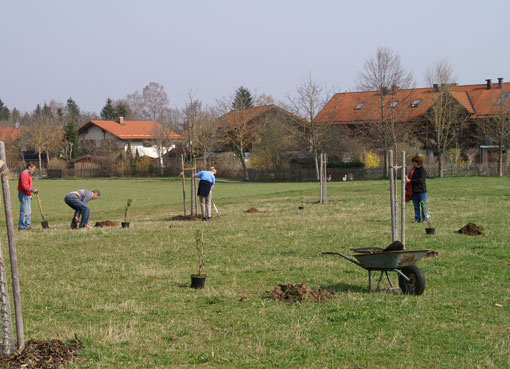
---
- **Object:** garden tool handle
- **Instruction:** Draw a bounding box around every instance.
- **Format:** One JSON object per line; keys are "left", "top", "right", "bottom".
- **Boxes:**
{"left": 35, "top": 193, "right": 46, "bottom": 222}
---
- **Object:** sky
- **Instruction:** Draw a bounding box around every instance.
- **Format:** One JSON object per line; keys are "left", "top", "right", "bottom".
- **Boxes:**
{"left": 1, "top": 0, "right": 509, "bottom": 114}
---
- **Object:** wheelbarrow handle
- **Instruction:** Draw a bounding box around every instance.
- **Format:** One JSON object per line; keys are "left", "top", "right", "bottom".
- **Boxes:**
{"left": 321, "top": 251, "right": 363, "bottom": 268}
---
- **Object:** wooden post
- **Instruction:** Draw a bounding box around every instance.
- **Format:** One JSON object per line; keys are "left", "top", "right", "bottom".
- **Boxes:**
{"left": 401, "top": 151, "right": 406, "bottom": 247}
{"left": 181, "top": 156, "right": 187, "bottom": 217}
{"left": 193, "top": 163, "right": 198, "bottom": 215}
{"left": 319, "top": 153, "right": 324, "bottom": 204}
{"left": 323, "top": 153, "right": 328, "bottom": 203}
{"left": 0, "top": 142, "right": 24, "bottom": 351}
{"left": 389, "top": 150, "right": 397, "bottom": 243}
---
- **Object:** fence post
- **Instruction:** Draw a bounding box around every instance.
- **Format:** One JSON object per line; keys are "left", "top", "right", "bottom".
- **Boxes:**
{"left": 0, "top": 142, "right": 24, "bottom": 351}
{"left": 401, "top": 151, "right": 406, "bottom": 247}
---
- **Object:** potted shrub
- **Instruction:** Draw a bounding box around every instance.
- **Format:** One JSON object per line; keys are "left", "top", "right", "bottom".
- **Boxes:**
{"left": 122, "top": 199, "right": 133, "bottom": 228}
{"left": 422, "top": 201, "right": 435, "bottom": 234}
{"left": 191, "top": 230, "right": 206, "bottom": 288}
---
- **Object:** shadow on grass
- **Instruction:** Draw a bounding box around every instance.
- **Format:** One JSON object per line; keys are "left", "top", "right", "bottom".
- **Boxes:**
{"left": 320, "top": 281, "right": 366, "bottom": 293}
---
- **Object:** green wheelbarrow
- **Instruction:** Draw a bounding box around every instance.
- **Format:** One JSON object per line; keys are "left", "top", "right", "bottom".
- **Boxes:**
{"left": 322, "top": 247, "right": 429, "bottom": 295}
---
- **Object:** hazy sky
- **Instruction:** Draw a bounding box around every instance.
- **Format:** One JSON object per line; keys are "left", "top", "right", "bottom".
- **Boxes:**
{"left": 2, "top": 0, "right": 509, "bottom": 114}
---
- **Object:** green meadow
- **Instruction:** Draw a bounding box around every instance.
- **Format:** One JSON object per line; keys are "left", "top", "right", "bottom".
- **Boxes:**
{"left": 1, "top": 176, "right": 509, "bottom": 368}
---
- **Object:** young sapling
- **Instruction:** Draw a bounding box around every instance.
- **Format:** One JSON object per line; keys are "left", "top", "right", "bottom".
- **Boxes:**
{"left": 124, "top": 198, "right": 134, "bottom": 222}
{"left": 195, "top": 230, "right": 205, "bottom": 276}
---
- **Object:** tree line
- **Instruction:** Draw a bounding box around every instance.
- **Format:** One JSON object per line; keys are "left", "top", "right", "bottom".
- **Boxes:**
{"left": 1, "top": 47, "right": 509, "bottom": 177}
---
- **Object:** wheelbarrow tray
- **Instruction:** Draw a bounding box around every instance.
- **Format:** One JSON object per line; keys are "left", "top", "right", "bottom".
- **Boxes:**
{"left": 353, "top": 249, "right": 428, "bottom": 270}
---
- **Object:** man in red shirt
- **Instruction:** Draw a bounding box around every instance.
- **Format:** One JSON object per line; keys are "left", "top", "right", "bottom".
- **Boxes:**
{"left": 17, "top": 163, "right": 38, "bottom": 230}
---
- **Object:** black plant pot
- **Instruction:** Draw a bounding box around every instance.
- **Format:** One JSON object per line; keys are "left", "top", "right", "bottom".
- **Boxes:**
{"left": 425, "top": 228, "right": 435, "bottom": 235}
{"left": 190, "top": 274, "right": 206, "bottom": 289}
{"left": 121, "top": 222, "right": 130, "bottom": 228}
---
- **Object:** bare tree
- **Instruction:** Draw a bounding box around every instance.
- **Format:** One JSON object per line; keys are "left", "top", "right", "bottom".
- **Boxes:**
{"left": 476, "top": 100, "right": 510, "bottom": 176}
{"left": 424, "top": 59, "right": 456, "bottom": 87}
{"left": 126, "top": 82, "right": 171, "bottom": 123}
{"left": 194, "top": 109, "right": 221, "bottom": 167}
{"left": 251, "top": 114, "right": 297, "bottom": 174}
{"left": 424, "top": 84, "right": 470, "bottom": 177}
{"left": 285, "top": 74, "right": 331, "bottom": 179}
{"left": 357, "top": 47, "right": 414, "bottom": 172}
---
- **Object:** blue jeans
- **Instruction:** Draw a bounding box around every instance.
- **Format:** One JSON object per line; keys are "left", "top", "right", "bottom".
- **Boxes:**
{"left": 65, "top": 193, "right": 90, "bottom": 228}
{"left": 18, "top": 192, "right": 32, "bottom": 229}
{"left": 412, "top": 192, "right": 430, "bottom": 222}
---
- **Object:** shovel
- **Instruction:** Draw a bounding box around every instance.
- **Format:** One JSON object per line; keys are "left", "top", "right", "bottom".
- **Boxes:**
{"left": 35, "top": 193, "right": 49, "bottom": 229}
{"left": 212, "top": 200, "right": 220, "bottom": 218}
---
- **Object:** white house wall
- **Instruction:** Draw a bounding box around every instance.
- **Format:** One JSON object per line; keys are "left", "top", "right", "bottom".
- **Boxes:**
{"left": 80, "top": 125, "right": 175, "bottom": 159}
{"left": 124, "top": 142, "right": 176, "bottom": 159}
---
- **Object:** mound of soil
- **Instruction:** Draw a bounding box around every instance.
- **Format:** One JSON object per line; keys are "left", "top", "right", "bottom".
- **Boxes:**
{"left": 94, "top": 220, "right": 119, "bottom": 227}
{"left": 244, "top": 208, "right": 264, "bottom": 213}
{"left": 268, "top": 283, "right": 335, "bottom": 303}
{"left": 458, "top": 222, "right": 484, "bottom": 236}
{"left": 425, "top": 250, "right": 439, "bottom": 258}
{"left": 169, "top": 215, "right": 203, "bottom": 221}
{"left": 0, "top": 339, "right": 81, "bottom": 369}
{"left": 383, "top": 241, "right": 404, "bottom": 252}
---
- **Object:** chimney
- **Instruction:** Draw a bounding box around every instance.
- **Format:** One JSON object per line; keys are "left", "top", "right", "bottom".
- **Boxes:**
{"left": 433, "top": 84, "right": 439, "bottom": 92}
{"left": 498, "top": 78, "right": 504, "bottom": 89}
{"left": 117, "top": 117, "right": 125, "bottom": 125}
{"left": 486, "top": 79, "right": 492, "bottom": 90}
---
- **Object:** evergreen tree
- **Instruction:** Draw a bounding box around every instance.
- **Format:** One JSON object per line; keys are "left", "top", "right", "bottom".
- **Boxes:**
{"left": 115, "top": 102, "right": 130, "bottom": 119}
{"left": 101, "top": 98, "right": 117, "bottom": 120}
{"left": 64, "top": 98, "right": 81, "bottom": 158}
{"left": 10, "top": 107, "right": 20, "bottom": 123}
{"left": 66, "top": 98, "right": 80, "bottom": 121}
{"left": 0, "top": 99, "right": 9, "bottom": 120}
{"left": 232, "top": 86, "right": 254, "bottom": 110}
{"left": 34, "top": 104, "right": 42, "bottom": 119}
{"left": 42, "top": 103, "right": 53, "bottom": 119}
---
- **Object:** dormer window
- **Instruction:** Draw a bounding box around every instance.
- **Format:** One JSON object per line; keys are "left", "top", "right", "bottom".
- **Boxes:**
{"left": 411, "top": 99, "right": 422, "bottom": 107}
{"left": 354, "top": 102, "right": 364, "bottom": 110}
{"left": 390, "top": 101, "right": 398, "bottom": 108}
{"left": 496, "top": 92, "right": 510, "bottom": 105}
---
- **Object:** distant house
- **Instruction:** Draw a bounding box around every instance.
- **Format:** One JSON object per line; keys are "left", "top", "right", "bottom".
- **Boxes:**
{"left": 78, "top": 117, "right": 181, "bottom": 159}
{"left": 314, "top": 78, "right": 510, "bottom": 162}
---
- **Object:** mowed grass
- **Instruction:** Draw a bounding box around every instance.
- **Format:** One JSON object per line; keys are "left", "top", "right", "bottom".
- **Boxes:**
{"left": 1, "top": 176, "right": 509, "bottom": 368}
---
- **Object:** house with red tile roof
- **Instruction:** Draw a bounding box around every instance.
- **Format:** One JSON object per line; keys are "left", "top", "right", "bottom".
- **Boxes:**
{"left": 216, "top": 104, "right": 307, "bottom": 176}
{"left": 79, "top": 117, "right": 181, "bottom": 159}
{"left": 314, "top": 79, "right": 510, "bottom": 162}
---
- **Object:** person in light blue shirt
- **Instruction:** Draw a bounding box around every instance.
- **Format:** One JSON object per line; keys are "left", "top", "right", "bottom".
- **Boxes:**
{"left": 195, "top": 167, "right": 216, "bottom": 220}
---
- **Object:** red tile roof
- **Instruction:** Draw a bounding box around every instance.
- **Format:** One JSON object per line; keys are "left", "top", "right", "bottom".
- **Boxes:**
{"left": 315, "top": 82, "right": 510, "bottom": 124}
{"left": 80, "top": 120, "right": 180, "bottom": 140}
{"left": 0, "top": 126, "right": 20, "bottom": 141}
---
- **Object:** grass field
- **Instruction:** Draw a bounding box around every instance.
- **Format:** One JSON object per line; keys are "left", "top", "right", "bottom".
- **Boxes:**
{"left": 0, "top": 176, "right": 509, "bottom": 368}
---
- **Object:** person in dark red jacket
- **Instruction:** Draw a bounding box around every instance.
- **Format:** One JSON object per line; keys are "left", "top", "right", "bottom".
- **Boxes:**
{"left": 405, "top": 155, "right": 430, "bottom": 223}
{"left": 17, "top": 163, "right": 38, "bottom": 230}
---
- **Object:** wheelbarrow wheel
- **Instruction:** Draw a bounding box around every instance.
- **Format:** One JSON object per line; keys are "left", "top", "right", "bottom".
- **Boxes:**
{"left": 398, "top": 266, "right": 426, "bottom": 295}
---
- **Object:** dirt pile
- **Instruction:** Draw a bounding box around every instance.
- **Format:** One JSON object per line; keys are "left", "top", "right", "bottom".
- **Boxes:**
{"left": 94, "top": 220, "right": 118, "bottom": 227}
{"left": 458, "top": 222, "right": 484, "bottom": 236}
{"left": 383, "top": 241, "right": 404, "bottom": 252}
{"left": 169, "top": 215, "right": 203, "bottom": 221}
{"left": 268, "top": 283, "right": 335, "bottom": 303}
{"left": 244, "top": 208, "right": 264, "bottom": 213}
{"left": 0, "top": 339, "right": 82, "bottom": 369}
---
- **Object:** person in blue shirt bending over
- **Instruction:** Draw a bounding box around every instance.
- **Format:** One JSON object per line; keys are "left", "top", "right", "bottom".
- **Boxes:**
{"left": 195, "top": 167, "right": 216, "bottom": 221}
